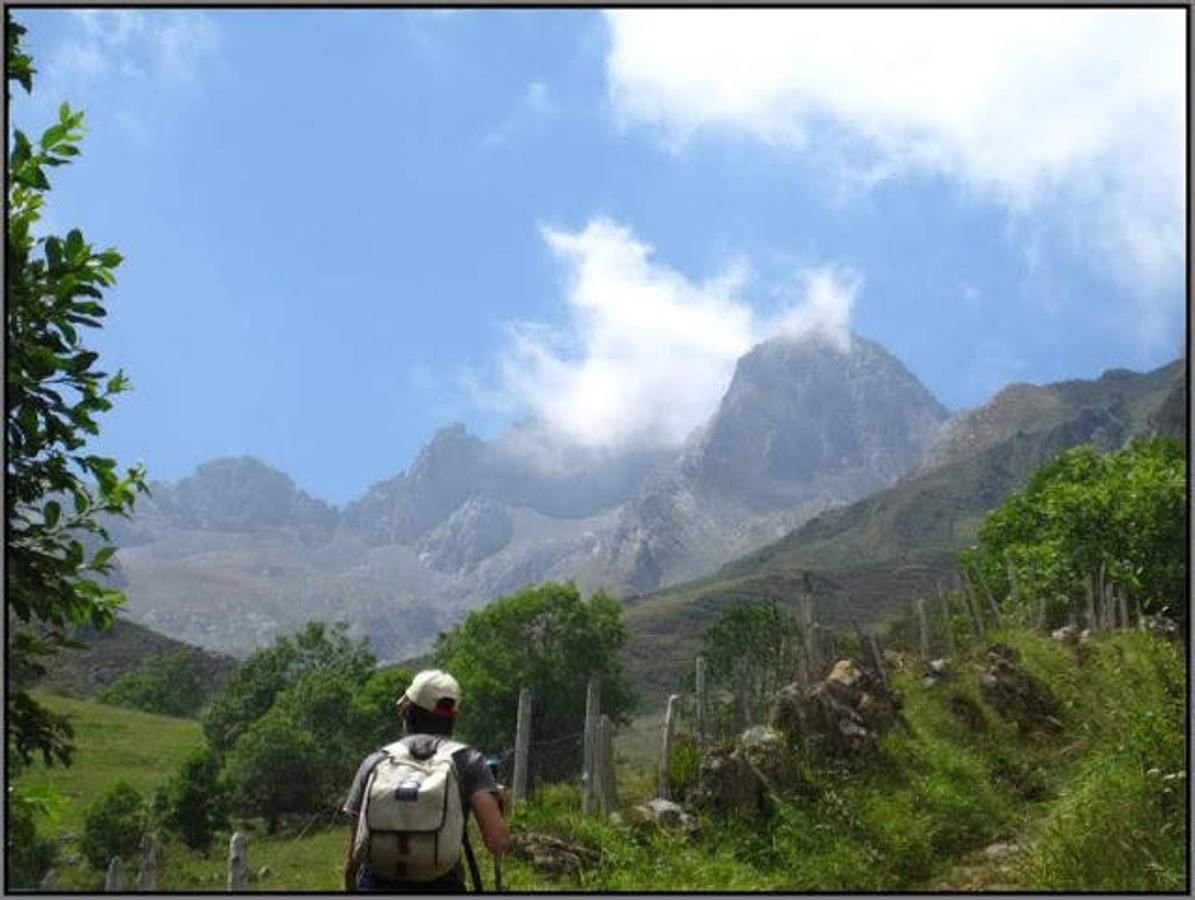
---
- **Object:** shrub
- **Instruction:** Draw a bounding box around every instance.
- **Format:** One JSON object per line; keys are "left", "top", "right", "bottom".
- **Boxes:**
{"left": 223, "top": 709, "right": 322, "bottom": 828}
{"left": 155, "top": 744, "right": 228, "bottom": 852}
{"left": 98, "top": 651, "right": 209, "bottom": 718}
{"left": 434, "top": 582, "right": 635, "bottom": 782}
{"left": 6, "top": 787, "right": 57, "bottom": 888}
{"left": 79, "top": 781, "right": 146, "bottom": 871}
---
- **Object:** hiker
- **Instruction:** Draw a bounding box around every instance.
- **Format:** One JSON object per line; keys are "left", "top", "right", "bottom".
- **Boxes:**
{"left": 343, "top": 669, "right": 509, "bottom": 892}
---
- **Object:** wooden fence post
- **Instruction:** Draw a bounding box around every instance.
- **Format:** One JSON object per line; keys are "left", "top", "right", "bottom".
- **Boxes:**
{"left": 916, "top": 597, "right": 931, "bottom": 660}
{"left": 138, "top": 832, "right": 160, "bottom": 891}
{"left": 958, "top": 570, "right": 984, "bottom": 638}
{"left": 1117, "top": 585, "right": 1129, "bottom": 632}
{"left": 105, "top": 858, "right": 124, "bottom": 892}
{"left": 859, "top": 630, "right": 888, "bottom": 690}
{"left": 1097, "top": 560, "right": 1109, "bottom": 630}
{"left": 695, "top": 656, "right": 707, "bottom": 741}
{"left": 512, "top": 688, "right": 532, "bottom": 808}
{"left": 658, "top": 694, "right": 679, "bottom": 800}
{"left": 598, "top": 714, "right": 617, "bottom": 815}
{"left": 1006, "top": 556, "right": 1020, "bottom": 615}
{"left": 800, "top": 595, "right": 816, "bottom": 682}
{"left": 1085, "top": 572, "right": 1097, "bottom": 631}
{"left": 971, "top": 562, "right": 1004, "bottom": 628}
{"left": 939, "top": 590, "right": 956, "bottom": 658}
{"left": 582, "top": 675, "right": 600, "bottom": 815}
{"left": 228, "top": 831, "right": 248, "bottom": 891}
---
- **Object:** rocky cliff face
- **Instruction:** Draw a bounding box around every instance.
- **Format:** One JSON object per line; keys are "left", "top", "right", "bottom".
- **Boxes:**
{"left": 106, "top": 333, "right": 955, "bottom": 660}
{"left": 693, "top": 335, "right": 948, "bottom": 506}
{"left": 604, "top": 333, "right": 950, "bottom": 593}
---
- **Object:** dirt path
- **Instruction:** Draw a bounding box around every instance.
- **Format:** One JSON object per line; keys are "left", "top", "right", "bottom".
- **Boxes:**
{"left": 924, "top": 837, "right": 1027, "bottom": 891}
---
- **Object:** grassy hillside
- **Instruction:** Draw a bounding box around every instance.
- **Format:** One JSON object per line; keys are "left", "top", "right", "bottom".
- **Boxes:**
{"left": 18, "top": 692, "right": 204, "bottom": 835}
{"left": 14, "top": 625, "right": 1184, "bottom": 891}
{"left": 622, "top": 361, "right": 1182, "bottom": 702}
{"left": 509, "top": 627, "right": 1186, "bottom": 892}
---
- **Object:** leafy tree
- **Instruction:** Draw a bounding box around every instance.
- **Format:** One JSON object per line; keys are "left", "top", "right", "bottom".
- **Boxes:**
{"left": 700, "top": 598, "right": 803, "bottom": 723}
{"left": 154, "top": 745, "right": 228, "bottom": 852}
{"left": 79, "top": 781, "right": 146, "bottom": 870}
{"left": 6, "top": 14, "right": 146, "bottom": 773}
{"left": 203, "top": 621, "right": 375, "bottom": 753}
{"left": 270, "top": 667, "right": 370, "bottom": 801}
{"left": 97, "top": 650, "right": 210, "bottom": 718}
{"left": 223, "top": 709, "right": 323, "bottom": 829}
{"left": 967, "top": 438, "right": 1186, "bottom": 625}
{"left": 433, "top": 582, "right": 635, "bottom": 782}
{"left": 6, "top": 785, "right": 60, "bottom": 887}
{"left": 351, "top": 665, "right": 413, "bottom": 748}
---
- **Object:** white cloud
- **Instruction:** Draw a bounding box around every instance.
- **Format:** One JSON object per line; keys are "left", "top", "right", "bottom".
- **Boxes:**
{"left": 490, "top": 218, "right": 859, "bottom": 449}
{"left": 604, "top": 9, "right": 1184, "bottom": 309}
{"left": 50, "top": 10, "right": 218, "bottom": 88}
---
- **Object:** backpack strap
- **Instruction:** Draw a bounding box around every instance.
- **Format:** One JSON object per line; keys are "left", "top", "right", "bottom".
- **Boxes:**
{"left": 461, "top": 831, "right": 484, "bottom": 893}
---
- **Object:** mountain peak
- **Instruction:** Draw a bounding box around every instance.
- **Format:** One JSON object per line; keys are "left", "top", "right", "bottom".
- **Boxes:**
{"left": 690, "top": 332, "right": 948, "bottom": 505}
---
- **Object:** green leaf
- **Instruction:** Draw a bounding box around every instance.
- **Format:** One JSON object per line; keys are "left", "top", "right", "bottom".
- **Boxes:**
{"left": 44, "top": 236, "right": 63, "bottom": 271}
{"left": 40, "top": 123, "right": 66, "bottom": 150}
{"left": 43, "top": 501, "right": 61, "bottom": 529}
{"left": 65, "top": 228, "right": 84, "bottom": 259}
{"left": 91, "top": 546, "right": 117, "bottom": 568}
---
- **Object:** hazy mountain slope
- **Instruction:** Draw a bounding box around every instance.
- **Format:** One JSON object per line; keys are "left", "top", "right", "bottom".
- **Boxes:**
{"left": 107, "top": 332, "right": 952, "bottom": 661}
{"left": 604, "top": 333, "right": 950, "bottom": 592}
{"left": 16, "top": 617, "right": 238, "bottom": 699}
{"left": 621, "top": 359, "right": 1183, "bottom": 701}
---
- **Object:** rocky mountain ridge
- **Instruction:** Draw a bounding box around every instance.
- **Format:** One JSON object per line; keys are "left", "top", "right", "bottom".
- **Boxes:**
{"left": 100, "top": 334, "right": 1181, "bottom": 667}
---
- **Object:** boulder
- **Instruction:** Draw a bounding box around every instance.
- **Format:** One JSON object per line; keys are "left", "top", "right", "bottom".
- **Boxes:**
{"left": 1142, "top": 614, "right": 1180, "bottom": 641}
{"left": 692, "top": 745, "right": 765, "bottom": 819}
{"left": 626, "top": 798, "right": 701, "bottom": 836}
{"left": 509, "top": 829, "right": 599, "bottom": 879}
{"left": 771, "top": 659, "right": 900, "bottom": 758}
{"left": 738, "top": 725, "right": 799, "bottom": 793}
{"left": 978, "top": 646, "right": 1062, "bottom": 734}
{"left": 1050, "top": 625, "right": 1080, "bottom": 645}
{"left": 924, "top": 658, "right": 953, "bottom": 686}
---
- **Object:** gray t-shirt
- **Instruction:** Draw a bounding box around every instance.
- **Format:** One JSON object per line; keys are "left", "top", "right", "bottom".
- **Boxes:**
{"left": 343, "top": 734, "right": 497, "bottom": 822}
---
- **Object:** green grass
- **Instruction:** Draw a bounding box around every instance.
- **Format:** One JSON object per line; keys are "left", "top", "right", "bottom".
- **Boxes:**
{"left": 14, "top": 627, "right": 1186, "bottom": 891}
{"left": 505, "top": 627, "right": 1187, "bottom": 891}
{"left": 19, "top": 691, "right": 204, "bottom": 835}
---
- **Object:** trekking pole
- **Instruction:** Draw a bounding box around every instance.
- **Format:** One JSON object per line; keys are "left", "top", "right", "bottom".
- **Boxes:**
{"left": 494, "top": 854, "right": 504, "bottom": 893}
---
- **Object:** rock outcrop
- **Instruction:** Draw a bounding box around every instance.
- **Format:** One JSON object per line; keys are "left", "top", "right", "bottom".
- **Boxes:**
{"left": 509, "top": 829, "right": 600, "bottom": 879}
{"left": 770, "top": 659, "right": 901, "bottom": 757}
{"left": 977, "top": 644, "right": 1062, "bottom": 734}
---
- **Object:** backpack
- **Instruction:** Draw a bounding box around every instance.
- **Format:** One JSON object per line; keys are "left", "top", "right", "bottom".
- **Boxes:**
{"left": 358, "top": 735, "right": 467, "bottom": 883}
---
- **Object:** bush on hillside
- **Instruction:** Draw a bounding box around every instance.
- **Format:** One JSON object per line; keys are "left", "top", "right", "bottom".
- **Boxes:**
{"left": 203, "top": 621, "right": 375, "bottom": 754}
{"left": 434, "top": 582, "right": 635, "bottom": 783}
{"left": 269, "top": 667, "right": 373, "bottom": 800}
{"left": 700, "top": 598, "right": 803, "bottom": 725}
{"left": 967, "top": 437, "right": 1185, "bottom": 626}
{"left": 223, "top": 709, "right": 323, "bottom": 828}
{"left": 79, "top": 781, "right": 146, "bottom": 871}
{"left": 97, "top": 650, "right": 209, "bottom": 718}
{"left": 6, "top": 788, "right": 57, "bottom": 888}
{"left": 154, "top": 744, "right": 228, "bottom": 852}
{"left": 351, "top": 666, "right": 413, "bottom": 748}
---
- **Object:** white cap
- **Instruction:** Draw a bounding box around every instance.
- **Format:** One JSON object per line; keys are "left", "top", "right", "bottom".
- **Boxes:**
{"left": 400, "top": 669, "right": 462, "bottom": 716}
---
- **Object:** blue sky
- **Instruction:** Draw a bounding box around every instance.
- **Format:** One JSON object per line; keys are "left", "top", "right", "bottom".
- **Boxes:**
{"left": 10, "top": 9, "right": 1186, "bottom": 505}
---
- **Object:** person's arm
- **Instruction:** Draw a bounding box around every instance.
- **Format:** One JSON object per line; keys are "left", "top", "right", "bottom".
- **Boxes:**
{"left": 470, "top": 789, "right": 510, "bottom": 856}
